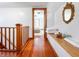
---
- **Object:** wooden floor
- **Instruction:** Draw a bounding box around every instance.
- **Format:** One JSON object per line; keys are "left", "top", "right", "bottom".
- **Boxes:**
{"left": 0, "top": 35, "right": 57, "bottom": 57}
{"left": 18, "top": 35, "right": 57, "bottom": 57}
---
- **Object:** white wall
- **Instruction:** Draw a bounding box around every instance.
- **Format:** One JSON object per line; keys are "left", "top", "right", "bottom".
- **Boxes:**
{"left": 0, "top": 7, "right": 32, "bottom": 37}
{"left": 55, "top": 2, "right": 79, "bottom": 41}
{"left": 47, "top": 2, "right": 79, "bottom": 42}
{"left": 0, "top": 2, "right": 47, "bottom": 38}
{"left": 47, "top": 2, "right": 65, "bottom": 28}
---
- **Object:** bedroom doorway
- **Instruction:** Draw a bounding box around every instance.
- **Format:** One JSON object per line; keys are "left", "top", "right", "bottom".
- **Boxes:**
{"left": 32, "top": 8, "right": 47, "bottom": 38}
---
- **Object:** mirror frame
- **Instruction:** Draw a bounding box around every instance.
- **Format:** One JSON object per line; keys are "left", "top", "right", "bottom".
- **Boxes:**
{"left": 63, "top": 2, "right": 75, "bottom": 24}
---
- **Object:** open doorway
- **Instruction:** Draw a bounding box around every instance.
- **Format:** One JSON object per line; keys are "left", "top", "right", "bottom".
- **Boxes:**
{"left": 32, "top": 8, "right": 47, "bottom": 38}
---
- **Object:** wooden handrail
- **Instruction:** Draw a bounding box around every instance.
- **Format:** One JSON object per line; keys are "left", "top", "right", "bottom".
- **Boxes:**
{"left": 0, "top": 27, "right": 16, "bottom": 28}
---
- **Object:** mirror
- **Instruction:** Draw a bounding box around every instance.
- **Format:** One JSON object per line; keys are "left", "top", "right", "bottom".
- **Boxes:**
{"left": 63, "top": 2, "right": 75, "bottom": 24}
{"left": 64, "top": 9, "right": 71, "bottom": 21}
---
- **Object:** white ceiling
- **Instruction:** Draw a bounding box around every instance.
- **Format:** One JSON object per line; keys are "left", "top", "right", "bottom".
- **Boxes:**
{"left": 0, "top": 2, "right": 48, "bottom": 8}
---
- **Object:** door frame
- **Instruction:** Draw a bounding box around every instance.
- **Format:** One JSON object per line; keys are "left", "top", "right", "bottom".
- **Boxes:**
{"left": 32, "top": 8, "right": 47, "bottom": 39}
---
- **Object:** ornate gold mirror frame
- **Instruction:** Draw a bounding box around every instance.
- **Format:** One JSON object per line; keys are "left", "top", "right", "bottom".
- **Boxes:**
{"left": 63, "top": 2, "right": 75, "bottom": 24}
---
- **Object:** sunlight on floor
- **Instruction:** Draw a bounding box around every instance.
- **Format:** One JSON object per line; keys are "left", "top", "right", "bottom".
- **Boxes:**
{"left": 32, "top": 35, "right": 44, "bottom": 56}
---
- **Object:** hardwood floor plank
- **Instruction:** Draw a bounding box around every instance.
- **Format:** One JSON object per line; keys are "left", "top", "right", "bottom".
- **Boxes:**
{"left": 18, "top": 35, "right": 57, "bottom": 57}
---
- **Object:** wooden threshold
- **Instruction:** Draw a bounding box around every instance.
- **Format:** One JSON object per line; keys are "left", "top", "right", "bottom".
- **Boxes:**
{"left": 0, "top": 49, "right": 17, "bottom": 52}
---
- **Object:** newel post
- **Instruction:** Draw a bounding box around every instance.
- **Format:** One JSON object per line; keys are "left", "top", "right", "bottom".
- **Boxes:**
{"left": 16, "top": 24, "right": 22, "bottom": 52}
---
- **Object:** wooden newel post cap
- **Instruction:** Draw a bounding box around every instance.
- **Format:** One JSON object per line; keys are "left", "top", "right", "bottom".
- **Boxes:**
{"left": 16, "top": 24, "right": 22, "bottom": 26}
